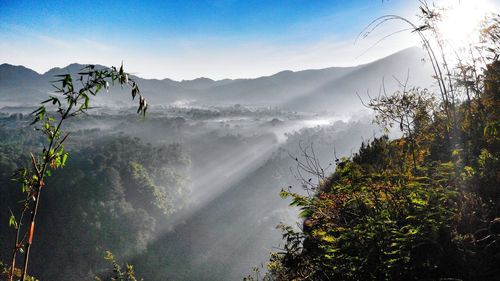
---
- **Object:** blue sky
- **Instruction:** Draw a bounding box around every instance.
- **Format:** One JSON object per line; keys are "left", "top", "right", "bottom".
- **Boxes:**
{"left": 1, "top": 1, "right": 385, "bottom": 40}
{"left": 0, "top": 0, "right": 486, "bottom": 80}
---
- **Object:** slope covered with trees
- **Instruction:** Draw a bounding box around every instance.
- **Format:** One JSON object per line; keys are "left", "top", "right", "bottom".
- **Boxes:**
{"left": 258, "top": 10, "right": 500, "bottom": 281}
{"left": 0, "top": 123, "right": 191, "bottom": 280}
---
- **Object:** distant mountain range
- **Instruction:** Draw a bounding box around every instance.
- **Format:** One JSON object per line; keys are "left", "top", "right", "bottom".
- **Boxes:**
{"left": 0, "top": 47, "right": 433, "bottom": 114}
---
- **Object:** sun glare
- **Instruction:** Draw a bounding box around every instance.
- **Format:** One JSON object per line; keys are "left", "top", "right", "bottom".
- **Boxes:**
{"left": 437, "top": 0, "right": 494, "bottom": 45}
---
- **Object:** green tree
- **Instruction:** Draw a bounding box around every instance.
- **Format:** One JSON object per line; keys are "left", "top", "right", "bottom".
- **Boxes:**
{"left": 7, "top": 65, "right": 147, "bottom": 281}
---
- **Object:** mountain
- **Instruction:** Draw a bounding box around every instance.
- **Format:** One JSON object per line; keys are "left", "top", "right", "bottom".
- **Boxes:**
{"left": 0, "top": 64, "right": 41, "bottom": 83}
{"left": 195, "top": 47, "right": 432, "bottom": 114}
{"left": 0, "top": 64, "right": 45, "bottom": 103}
{"left": 285, "top": 47, "right": 433, "bottom": 113}
{"left": 179, "top": 77, "right": 216, "bottom": 90}
{"left": 0, "top": 47, "right": 433, "bottom": 113}
{"left": 196, "top": 66, "right": 361, "bottom": 107}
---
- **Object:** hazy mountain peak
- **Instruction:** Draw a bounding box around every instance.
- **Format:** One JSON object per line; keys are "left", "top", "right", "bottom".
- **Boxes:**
{"left": 179, "top": 77, "right": 217, "bottom": 90}
{"left": 272, "top": 70, "right": 294, "bottom": 76}
{"left": 43, "top": 63, "right": 107, "bottom": 77}
{"left": 182, "top": 77, "right": 215, "bottom": 83}
{"left": 0, "top": 63, "right": 41, "bottom": 81}
{"left": 0, "top": 63, "right": 39, "bottom": 73}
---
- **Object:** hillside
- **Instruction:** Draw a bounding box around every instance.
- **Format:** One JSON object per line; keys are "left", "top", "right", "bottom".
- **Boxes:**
{"left": 255, "top": 20, "right": 500, "bottom": 281}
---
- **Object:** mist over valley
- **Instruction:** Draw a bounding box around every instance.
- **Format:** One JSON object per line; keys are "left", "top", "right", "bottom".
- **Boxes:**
{"left": 0, "top": 47, "right": 434, "bottom": 280}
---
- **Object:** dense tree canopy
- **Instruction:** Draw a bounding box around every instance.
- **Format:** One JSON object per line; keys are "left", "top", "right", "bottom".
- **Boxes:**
{"left": 0, "top": 125, "right": 191, "bottom": 280}
{"left": 258, "top": 12, "right": 500, "bottom": 281}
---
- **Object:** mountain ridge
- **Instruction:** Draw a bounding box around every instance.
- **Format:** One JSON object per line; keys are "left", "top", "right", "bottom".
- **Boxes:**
{"left": 0, "top": 47, "right": 433, "bottom": 113}
{"left": 0, "top": 47, "right": 421, "bottom": 83}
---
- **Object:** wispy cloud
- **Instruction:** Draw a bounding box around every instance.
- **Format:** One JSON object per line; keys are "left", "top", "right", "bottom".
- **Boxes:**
{"left": 35, "top": 34, "right": 73, "bottom": 48}
{"left": 80, "top": 39, "right": 113, "bottom": 52}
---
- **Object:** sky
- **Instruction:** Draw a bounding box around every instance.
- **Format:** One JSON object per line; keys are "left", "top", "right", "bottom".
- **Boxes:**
{"left": 0, "top": 0, "right": 496, "bottom": 80}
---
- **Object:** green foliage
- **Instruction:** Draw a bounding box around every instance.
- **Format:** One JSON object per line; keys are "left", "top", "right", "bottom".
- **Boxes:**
{"left": 273, "top": 148, "right": 464, "bottom": 280}
{"left": 0, "top": 260, "right": 38, "bottom": 281}
{"left": 0, "top": 132, "right": 191, "bottom": 280}
{"left": 129, "top": 161, "right": 172, "bottom": 215}
{"left": 267, "top": 9, "right": 500, "bottom": 281}
{"left": 95, "top": 251, "right": 142, "bottom": 281}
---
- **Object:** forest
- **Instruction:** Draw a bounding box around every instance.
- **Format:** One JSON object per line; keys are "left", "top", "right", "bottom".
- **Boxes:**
{"left": 0, "top": 1, "right": 499, "bottom": 281}
{"left": 248, "top": 8, "right": 500, "bottom": 281}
